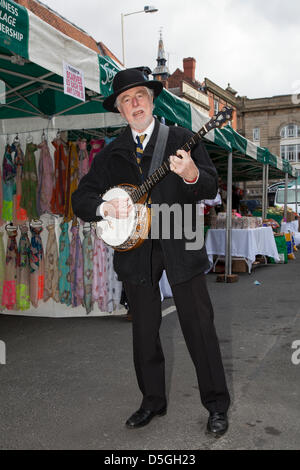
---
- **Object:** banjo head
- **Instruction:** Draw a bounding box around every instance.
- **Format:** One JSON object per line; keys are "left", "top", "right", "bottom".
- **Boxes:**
{"left": 95, "top": 186, "right": 138, "bottom": 248}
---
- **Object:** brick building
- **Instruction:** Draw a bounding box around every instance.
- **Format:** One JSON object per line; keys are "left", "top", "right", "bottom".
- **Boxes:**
{"left": 237, "top": 94, "right": 300, "bottom": 198}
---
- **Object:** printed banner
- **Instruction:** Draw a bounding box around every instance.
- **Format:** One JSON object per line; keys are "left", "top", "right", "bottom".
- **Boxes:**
{"left": 98, "top": 55, "right": 120, "bottom": 98}
{"left": 0, "top": 0, "right": 29, "bottom": 58}
{"left": 63, "top": 62, "right": 85, "bottom": 102}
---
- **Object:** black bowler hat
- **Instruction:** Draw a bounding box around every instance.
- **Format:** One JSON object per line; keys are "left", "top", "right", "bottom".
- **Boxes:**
{"left": 103, "top": 67, "right": 163, "bottom": 113}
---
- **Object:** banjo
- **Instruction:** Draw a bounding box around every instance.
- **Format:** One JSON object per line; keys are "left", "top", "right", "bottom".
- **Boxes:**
{"left": 95, "top": 106, "right": 233, "bottom": 251}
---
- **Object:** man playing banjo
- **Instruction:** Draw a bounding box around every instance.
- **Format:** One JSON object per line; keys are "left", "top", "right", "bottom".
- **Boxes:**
{"left": 72, "top": 68, "right": 230, "bottom": 437}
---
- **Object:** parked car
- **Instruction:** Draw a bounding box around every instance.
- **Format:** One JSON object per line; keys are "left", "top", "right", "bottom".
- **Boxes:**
{"left": 274, "top": 184, "right": 300, "bottom": 214}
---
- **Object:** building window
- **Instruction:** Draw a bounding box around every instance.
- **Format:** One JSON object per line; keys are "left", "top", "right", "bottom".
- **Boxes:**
{"left": 253, "top": 128, "right": 260, "bottom": 142}
{"left": 280, "top": 124, "right": 300, "bottom": 162}
{"left": 280, "top": 144, "right": 300, "bottom": 161}
{"left": 280, "top": 124, "right": 300, "bottom": 138}
{"left": 213, "top": 98, "right": 219, "bottom": 116}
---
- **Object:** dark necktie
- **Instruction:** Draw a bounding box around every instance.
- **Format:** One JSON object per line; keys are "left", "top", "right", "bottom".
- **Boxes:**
{"left": 135, "top": 134, "right": 147, "bottom": 178}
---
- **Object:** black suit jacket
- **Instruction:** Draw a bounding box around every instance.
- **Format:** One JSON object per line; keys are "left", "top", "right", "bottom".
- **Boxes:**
{"left": 72, "top": 119, "right": 218, "bottom": 285}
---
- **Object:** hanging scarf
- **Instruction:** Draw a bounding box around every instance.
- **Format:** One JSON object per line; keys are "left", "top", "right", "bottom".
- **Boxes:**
{"left": 29, "top": 225, "right": 45, "bottom": 308}
{"left": 105, "top": 245, "right": 122, "bottom": 313}
{"left": 2, "top": 226, "right": 18, "bottom": 310}
{"left": 37, "top": 140, "right": 54, "bottom": 216}
{"left": 44, "top": 223, "right": 59, "bottom": 303}
{"left": 21, "top": 143, "right": 39, "bottom": 220}
{"left": 12, "top": 143, "right": 27, "bottom": 225}
{"left": 82, "top": 224, "right": 94, "bottom": 314}
{"left": 0, "top": 232, "right": 5, "bottom": 305}
{"left": 69, "top": 223, "right": 84, "bottom": 307}
{"left": 58, "top": 221, "right": 71, "bottom": 305}
{"left": 89, "top": 139, "right": 105, "bottom": 168}
{"left": 2, "top": 145, "right": 16, "bottom": 221}
{"left": 92, "top": 227, "right": 108, "bottom": 312}
{"left": 17, "top": 225, "right": 30, "bottom": 310}
{"left": 77, "top": 139, "right": 89, "bottom": 182}
{"left": 64, "top": 142, "right": 79, "bottom": 222}
{"left": 0, "top": 165, "right": 4, "bottom": 227}
{"left": 51, "top": 139, "right": 68, "bottom": 216}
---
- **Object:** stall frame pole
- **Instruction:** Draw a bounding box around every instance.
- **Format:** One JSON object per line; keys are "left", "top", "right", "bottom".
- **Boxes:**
{"left": 264, "top": 164, "right": 269, "bottom": 219}
{"left": 284, "top": 172, "right": 288, "bottom": 220}
{"left": 225, "top": 151, "right": 233, "bottom": 279}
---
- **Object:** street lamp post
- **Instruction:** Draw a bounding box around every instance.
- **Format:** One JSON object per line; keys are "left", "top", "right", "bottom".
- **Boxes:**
{"left": 121, "top": 5, "right": 158, "bottom": 66}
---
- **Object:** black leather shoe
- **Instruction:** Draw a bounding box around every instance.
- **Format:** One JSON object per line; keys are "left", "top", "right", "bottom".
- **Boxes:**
{"left": 206, "top": 412, "right": 228, "bottom": 437}
{"left": 126, "top": 406, "right": 167, "bottom": 429}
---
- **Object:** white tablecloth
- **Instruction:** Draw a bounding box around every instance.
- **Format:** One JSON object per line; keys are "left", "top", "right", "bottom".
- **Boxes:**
{"left": 205, "top": 227, "right": 280, "bottom": 270}
{"left": 280, "top": 220, "right": 300, "bottom": 245}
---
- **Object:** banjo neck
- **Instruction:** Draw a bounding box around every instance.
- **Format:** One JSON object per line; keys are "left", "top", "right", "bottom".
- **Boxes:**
{"left": 131, "top": 106, "right": 233, "bottom": 204}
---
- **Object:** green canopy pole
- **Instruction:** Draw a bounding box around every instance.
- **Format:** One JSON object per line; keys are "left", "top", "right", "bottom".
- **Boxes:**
{"left": 262, "top": 165, "right": 266, "bottom": 220}
{"left": 265, "top": 164, "right": 269, "bottom": 218}
{"left": 225, "top": 151, "right": 233, "bottom": 279}
{"left": 284, "top": 172, "right": 288, "bottom": 220}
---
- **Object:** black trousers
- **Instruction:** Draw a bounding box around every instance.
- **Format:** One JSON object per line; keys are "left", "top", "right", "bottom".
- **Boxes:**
{"left": 124, "top": 241, "right": 230, "bottom": 414}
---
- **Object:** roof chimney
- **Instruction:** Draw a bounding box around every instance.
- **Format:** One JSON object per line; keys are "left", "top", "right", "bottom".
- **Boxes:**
{"left": 183, "top": 57, "right": 196, "bottom": 82}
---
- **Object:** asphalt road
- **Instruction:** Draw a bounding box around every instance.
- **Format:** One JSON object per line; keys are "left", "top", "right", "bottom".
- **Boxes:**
{"left": 0, "top": 255, "right": 299, "bottom": 450}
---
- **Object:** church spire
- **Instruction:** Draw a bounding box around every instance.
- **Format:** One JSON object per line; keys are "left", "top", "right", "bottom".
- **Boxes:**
{"left": 152, "top": 29, "right": 170, "bottom": 81}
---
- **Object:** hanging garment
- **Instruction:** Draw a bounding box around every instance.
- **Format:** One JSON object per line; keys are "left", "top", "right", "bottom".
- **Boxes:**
{"left": 64, "top": 142, "right": 79, "bottom": 222}
{"left": 0, "top": 165, "right": 4, "bottom": 227}
{"left": 29, "top": 225, "right": 45, "bottom": 308}
{"left": 51, "top": 138, "right": 68, "bottom": 216}
{"left": 58, "top": 221, "right": 71, "bottom": 305}
{"left": 89, "top": 139, "right": 105, "bottom": 167}
{"left": 92, "top": 227, "right": 108, "bottom": 312}
{"left": 37, "top": 140, "right": 54, "bottom": 216}
{"left": 0, "top": 231, "right": 5, "bottom": 305}
{"left": 12, "top": 143, "right": 27, "bottom": 225}
{"left": 105, "top": 245, "right": 122, "bottom": 313}
{"left": 82, "top": 224, "right": 94, "bottom": 315}
{"left": 2, "top": 144, "right": 16, "bottom": 222}
{"left": 21, "top": 143, "right": 38, "bottom": 220}
{"left": 77, "top": 138, "right": 90, "bottom": 181}
{"left": 69, "top": 223, "right": 84, "bottom": 307}
{"left": 44, "top": 223, "right": 59, "bottom": 303}
{"left": 2, "top": 226, "right": 18, "bottom": 310}
{"left": 17, "top": 225, "right": 30, "bottom": 311}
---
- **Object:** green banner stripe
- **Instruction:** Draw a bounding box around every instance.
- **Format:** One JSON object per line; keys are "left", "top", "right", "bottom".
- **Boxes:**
{"left": 154, "top": 88, "right": 191, "bottom": 129}
{"left": 0, "top": 0, "right": 29, "bottom": 58}
{"left": 98, "top": 55, "right": 120, "bottom": 98}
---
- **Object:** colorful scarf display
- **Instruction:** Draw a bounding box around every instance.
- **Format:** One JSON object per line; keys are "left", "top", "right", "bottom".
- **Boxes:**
{"left": 82, "top": 224, "right": 94, "bottom": 314}
{"left": 2, "top": 226, "right": 18, "bottom": 310}
{"left": 29, "top": 225, "right": 45, "bottom": 308}
{"left": 69, "top": 223, "right": 84, "bottom": 307}
{"left": 44, "top": 223, "right": 59, "bottom": 302}
{"left": 58, "top": 221, "right": 71, "bottom": 305}
{"left": 17, "top": 225, "right": 30, "bottom": 311}
{"left": 2, "top": 145, "right": 16, "bottom": 222}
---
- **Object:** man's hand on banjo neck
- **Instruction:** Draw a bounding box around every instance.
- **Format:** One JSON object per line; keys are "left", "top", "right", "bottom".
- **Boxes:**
{"left": 102, "top": 198, "right": 133, "bottom": 219}
{"left": 101, "top": 150, "right": 198, "bottom": 220}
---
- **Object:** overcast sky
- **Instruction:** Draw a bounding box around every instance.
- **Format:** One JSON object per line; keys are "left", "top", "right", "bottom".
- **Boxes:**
{"left": 41, "top": 0, "right": 300, "bottom": 99}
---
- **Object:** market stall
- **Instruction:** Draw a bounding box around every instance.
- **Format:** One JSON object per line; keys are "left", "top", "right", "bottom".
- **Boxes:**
{"left": 1, "top": 1, "right": 235, "bottom": 316}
